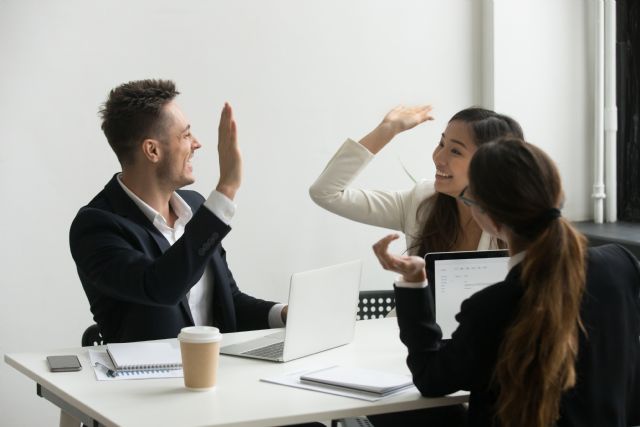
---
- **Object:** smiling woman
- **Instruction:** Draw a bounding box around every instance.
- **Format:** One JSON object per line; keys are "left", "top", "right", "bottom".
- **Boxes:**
{"left": 309, "top": 105, "right": 524, "bottom": 259}
{"left": 309, "top": 105, "right": 524, "bottom": 426}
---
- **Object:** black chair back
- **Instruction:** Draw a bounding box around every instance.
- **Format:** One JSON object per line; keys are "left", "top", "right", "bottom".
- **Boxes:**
{"left": 81, "top": 324, "right": 104, "bottom": 347}
{"left": 357, "top": 290, "right": 395, "bottom": 320}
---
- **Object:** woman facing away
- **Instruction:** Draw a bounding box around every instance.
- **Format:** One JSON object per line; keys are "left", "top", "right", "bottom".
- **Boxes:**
{"left": 373, "top": 138, "right": 640, "bottom": 427}
{"left": 309, "top": 105, "right": 524, "bottom": 260}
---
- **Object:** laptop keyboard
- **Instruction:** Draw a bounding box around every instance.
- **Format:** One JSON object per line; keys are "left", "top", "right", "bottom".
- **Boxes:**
{"left": 242, "top": 341, "right": 284, "bottom": 358}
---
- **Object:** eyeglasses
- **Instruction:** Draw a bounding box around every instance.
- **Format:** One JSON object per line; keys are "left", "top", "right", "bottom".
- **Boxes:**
{"left": 458, "top": 186, "right": 482, "bottom": 210}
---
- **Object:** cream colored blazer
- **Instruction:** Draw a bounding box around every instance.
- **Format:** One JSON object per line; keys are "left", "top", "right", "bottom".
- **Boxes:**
{"left": 310, "top": 139, "right": 498, "bottom": 253}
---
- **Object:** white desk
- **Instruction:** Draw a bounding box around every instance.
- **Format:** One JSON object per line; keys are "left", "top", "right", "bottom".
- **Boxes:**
{"left": 5, "top": 318, "right": 468, "bottom": 427}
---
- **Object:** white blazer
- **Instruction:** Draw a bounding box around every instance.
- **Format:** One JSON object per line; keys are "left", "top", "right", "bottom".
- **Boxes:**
{"left": 309, "top": 138, "right": 498, "bottom": 253}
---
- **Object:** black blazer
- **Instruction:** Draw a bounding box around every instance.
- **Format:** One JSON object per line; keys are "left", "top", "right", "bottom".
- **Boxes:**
{"left": 70, "top": 174, "right": 276, "bottom": 343}
{"left": 395, "top": 244, "right": 640, "bottom": 426}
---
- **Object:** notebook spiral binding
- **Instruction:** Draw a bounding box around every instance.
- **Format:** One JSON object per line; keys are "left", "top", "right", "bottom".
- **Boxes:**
{"left": 112, "top": 367, "right": 179, "bottom": 377}
{"left": 117, "top": 363, "right": 182, "bottom": 372}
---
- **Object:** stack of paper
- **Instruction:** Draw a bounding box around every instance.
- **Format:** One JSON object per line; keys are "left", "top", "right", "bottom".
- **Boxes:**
{"left": 300, "top": 366, "right": 413, "bottom": 396}
{"left": 261, "top": 366, "right": 415, "bottom": 401}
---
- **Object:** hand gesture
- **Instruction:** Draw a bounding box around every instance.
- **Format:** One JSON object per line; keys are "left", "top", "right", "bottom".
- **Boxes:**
{"left": 381, "top": 105, "right": 434, "bottom": 135}
{"left": 216, "top": 103, "right": 241, "bottom": 200}
{"left": 372, "top": 234, "right": 427, "bottom": 283}
{"left": 360, "top": 105, "right": 434, "bottom": 154}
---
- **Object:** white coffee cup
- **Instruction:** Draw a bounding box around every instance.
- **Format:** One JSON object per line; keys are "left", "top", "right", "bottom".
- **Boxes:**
{"left": 178, "top": 326, "right": 222, "bottom": 391}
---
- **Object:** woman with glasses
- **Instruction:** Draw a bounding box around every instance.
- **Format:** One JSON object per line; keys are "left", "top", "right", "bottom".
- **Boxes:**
{"left": 309, "top": 105, "right": 522, "bottom": 426}
{"left": 372, "top": 138, "right": 640, "bottom": 427}
{"left": 310, "top": 105, "right": 522, "bottom": 262}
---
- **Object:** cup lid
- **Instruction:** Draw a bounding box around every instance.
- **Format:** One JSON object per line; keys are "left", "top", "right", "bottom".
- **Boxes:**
{"left": 178, "top": 326, "right": 222, "bottom": 343}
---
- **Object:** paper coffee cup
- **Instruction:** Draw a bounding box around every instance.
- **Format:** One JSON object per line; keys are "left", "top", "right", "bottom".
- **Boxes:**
{"left": 178, "top": 326, "right": 222, "bottom": 391}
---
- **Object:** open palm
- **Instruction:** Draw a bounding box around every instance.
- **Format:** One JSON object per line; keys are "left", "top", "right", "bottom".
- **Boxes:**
{"left": 382, "top": 105, "right": 434, "bottom": 134}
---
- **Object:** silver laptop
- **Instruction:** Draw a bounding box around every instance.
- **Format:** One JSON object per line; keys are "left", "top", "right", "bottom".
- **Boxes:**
{"left": 220, "top": 259, "right": 362, "bottom": 362}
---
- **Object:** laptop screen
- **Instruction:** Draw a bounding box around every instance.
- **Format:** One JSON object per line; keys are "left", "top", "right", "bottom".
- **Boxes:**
{"left": 425, "top": 250, "right": 510, "bottom": 339}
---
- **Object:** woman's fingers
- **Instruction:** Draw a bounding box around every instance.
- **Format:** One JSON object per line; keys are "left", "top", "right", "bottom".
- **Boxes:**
{"left": 372, "top": 234, "right": 400, "bottom": 271}
{"left": 372, "top": 234, "right": 427, "bottom": 282}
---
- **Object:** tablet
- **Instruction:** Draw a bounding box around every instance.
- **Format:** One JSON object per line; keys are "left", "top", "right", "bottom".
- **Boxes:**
{"left": 425, "top": 250, "right": 510, "bottom": 339}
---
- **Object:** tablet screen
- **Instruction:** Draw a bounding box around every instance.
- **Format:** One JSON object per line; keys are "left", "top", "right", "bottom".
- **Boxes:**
{"left": 425, "top": 250, "right": 510, "bottom": 339}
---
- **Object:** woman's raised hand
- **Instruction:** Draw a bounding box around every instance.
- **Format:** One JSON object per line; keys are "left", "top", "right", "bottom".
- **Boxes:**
{"left": 360, "top": 105, "right": 434, "bottom": 154}
{"left": 382, "top": 105, "right": 434, "bottom": 135}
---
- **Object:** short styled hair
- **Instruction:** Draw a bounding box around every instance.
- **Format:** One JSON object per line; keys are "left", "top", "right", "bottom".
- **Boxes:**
{"left": 99, "top": 79, "right": 179, "bottom": 166}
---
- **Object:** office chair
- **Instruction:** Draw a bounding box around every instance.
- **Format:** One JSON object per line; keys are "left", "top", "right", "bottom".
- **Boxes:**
{"left": 357, "top": 290, "right": 395, "bottom": 320}
{"left": 81, "top": 324, "right": 104, "bottom": 347}
{"left": 332, "top": 418, "right": 374, "bottom": 427}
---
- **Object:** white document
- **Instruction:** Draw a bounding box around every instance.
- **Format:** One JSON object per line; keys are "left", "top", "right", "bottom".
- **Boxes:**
{"left": 434, "top": 256, "right": 509, "bottom": 339}
{"left": 261, "top": 366, "right": 416, "bottom": 402}
{"left": 88, "top": 350, "right": 183, "bottom": 381}
{"left": 299, "top": 365, "right": 413, "bottom": 395}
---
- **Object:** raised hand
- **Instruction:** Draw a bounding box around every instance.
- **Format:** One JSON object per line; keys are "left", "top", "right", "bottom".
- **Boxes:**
{"left": 360, "top": 104, "right": 434, "bottom": 154}
{"left": 381, "top": 105, "right": 434, "bottom": 135}
{"left": 372, "top": 234, "right": 427, "bottom": 283}
{"left": 216, "top": 102, "right": 241, "bottom": 200}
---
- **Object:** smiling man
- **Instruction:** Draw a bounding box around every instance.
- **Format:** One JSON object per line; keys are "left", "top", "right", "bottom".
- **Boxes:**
{"left": 69, "top": 79, "right": 286, "bottom": 343}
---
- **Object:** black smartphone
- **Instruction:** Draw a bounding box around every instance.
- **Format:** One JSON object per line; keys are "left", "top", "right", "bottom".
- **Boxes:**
{"left": 46, "top": 355, "right": 82, "bottom": 372}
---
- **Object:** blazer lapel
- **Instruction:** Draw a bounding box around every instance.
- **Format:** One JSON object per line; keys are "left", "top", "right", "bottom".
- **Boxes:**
{"left": 103, "top": 174, "right": 171, "bottom": 253}
{"left": 102, "top": 174, "right": 196, "bottom": 326}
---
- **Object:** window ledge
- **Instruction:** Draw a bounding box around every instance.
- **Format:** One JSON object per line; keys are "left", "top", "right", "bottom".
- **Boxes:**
{"left": 574, "top": 221, "right": 640, "bottom": 258}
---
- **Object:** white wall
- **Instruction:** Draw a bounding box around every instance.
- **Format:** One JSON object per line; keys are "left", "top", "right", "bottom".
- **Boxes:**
{"left": 0, "top": 0, "right": 592, "bottom": 425}
{"left": 492, "top": 0, "right": 594, "bottom": 220}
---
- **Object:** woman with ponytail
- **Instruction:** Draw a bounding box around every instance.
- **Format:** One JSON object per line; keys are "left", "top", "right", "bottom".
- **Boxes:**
{"left": 372, "top": 138, "right": 640, "bottom": 426}
{"left": 310, "top": 106, "right": 523, "bottom": 427}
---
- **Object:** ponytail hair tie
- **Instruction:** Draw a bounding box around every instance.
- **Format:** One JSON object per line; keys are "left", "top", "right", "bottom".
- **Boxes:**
{"left": 513, "top": 207, "right": 562, "bottom": 238}
{"left": 531, "top": 207, "right": 562, "bottom": 230}
{"left": 541, "top": 207, "right": 561, "bottom": 222}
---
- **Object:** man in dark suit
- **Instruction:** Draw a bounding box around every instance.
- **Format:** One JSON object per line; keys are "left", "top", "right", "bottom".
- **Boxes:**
{"left": 70, "top": 79, "right": 287, "bottom": 343}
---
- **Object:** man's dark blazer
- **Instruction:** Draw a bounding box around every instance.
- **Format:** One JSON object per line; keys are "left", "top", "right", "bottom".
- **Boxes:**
{"left": 70, "top": 174, "right": 276, "bottom": 343}
{"left": 395, "top": 244, "right": 640, "bottom": 426}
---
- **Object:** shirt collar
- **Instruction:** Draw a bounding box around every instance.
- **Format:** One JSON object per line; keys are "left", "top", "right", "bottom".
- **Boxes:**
{"left": 117, "top": 173, "right": 192, "bottom": 225}
{"left": 508, "top": 251, "right": 526, "bottom": 270}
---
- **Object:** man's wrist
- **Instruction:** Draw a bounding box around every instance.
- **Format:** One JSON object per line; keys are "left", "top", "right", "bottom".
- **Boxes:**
{"left": 204, "top": 190, "right": 236, "bottom": 225}
{"left": 268, "top": 304, "right": 287, "bottom": 328}
{"left": 215, "top": 183, "right": 238, "bottom": 201}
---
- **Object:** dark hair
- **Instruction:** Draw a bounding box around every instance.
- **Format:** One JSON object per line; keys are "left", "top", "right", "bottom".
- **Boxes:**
{"left": 99, "top": 79, "right": 180, "bottom": 166}
{"left": 412, "top": 107, "right": 523, "bottom": 256}
{"left": 469, "top": 138, "right": 587, "bottom": 427}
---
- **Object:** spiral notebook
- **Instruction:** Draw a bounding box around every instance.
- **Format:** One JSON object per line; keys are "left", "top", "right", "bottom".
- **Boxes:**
{"left": 106, "top": 341, "right": 182, "bottom": 374}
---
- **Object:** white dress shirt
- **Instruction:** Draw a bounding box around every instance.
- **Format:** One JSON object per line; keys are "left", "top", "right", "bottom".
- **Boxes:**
{"left": 117, "top": 175, "right": 285, "bottom": 328}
